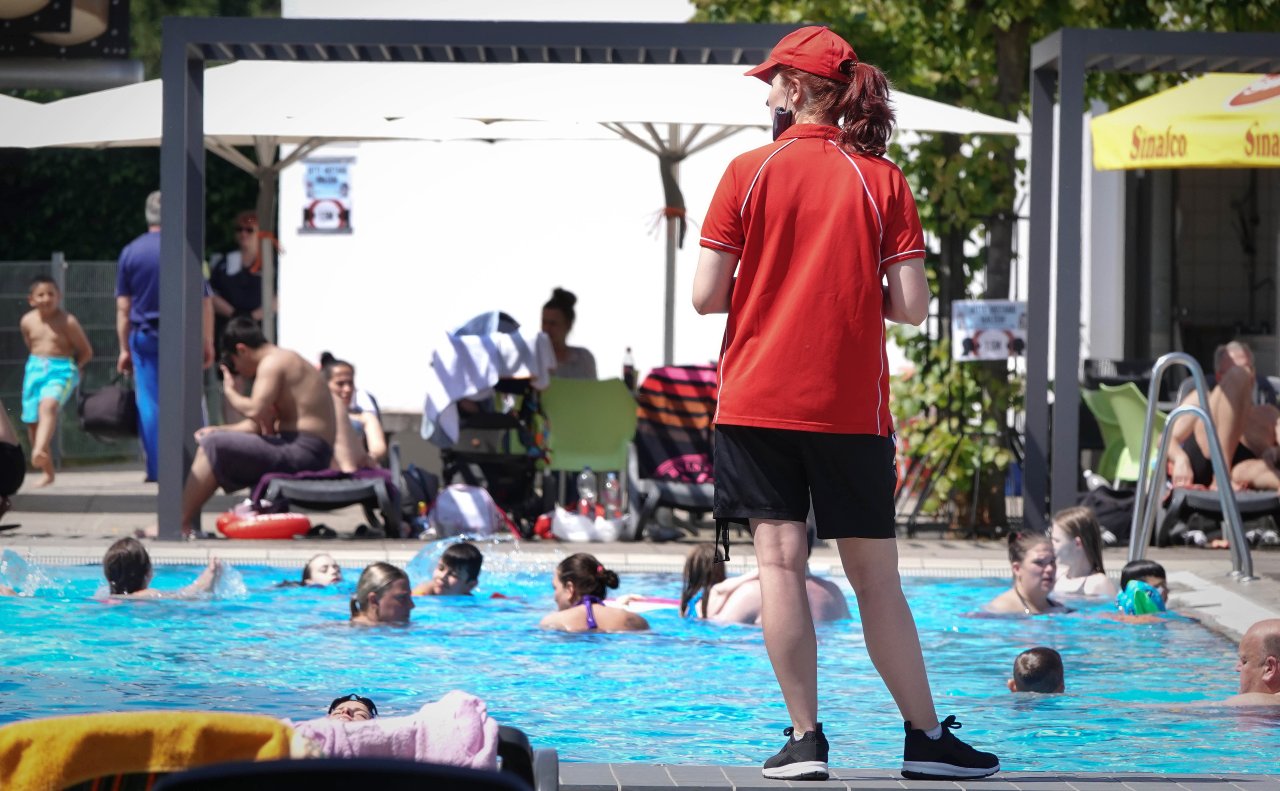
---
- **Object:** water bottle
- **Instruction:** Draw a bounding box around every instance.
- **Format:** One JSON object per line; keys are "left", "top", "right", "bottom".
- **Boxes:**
{"left": 576, "top": 467, "right": 598, "bottom": 517}
{"left": 622, "top": 347, "right": 637, "bottom": 392}
{"left": 602, "top": 472, "right": 622, "bottom": 520}
{"left": 412, "top": 501, "right": 432, "bottom": 540}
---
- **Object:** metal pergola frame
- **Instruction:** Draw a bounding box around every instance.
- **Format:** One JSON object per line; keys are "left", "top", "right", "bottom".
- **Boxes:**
{"left": 1024, "top": 27, "right": 1280, "bottom": 532}
{"left": 157, "top": 17, "right": 793, "bottom": 539}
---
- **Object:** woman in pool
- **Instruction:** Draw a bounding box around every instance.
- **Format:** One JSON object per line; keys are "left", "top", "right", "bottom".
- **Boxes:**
{"left": 1050, "top": 506, "right": 1116, "bottom": 598}
{"left": 540, "top": 553, "right": 648, "bottom": 633}
{"left": 102, "top": 537, "right": 223, "bottom": 599}
{"left": 350, "top": 563, "right": 414, "bottom": 626}
{"left": 984, "top": 531, "right": 1072, "bottom": 615}
{"left": 680, "top": 542, "right": 850, "bottom": 624}
{"left": 275, "top": 553, "right": 343, "bottom": 588}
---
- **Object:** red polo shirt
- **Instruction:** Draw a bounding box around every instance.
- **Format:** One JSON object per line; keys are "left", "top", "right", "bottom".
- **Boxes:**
{"left": 700, "top": 124, "right": 924, "bottom": 436}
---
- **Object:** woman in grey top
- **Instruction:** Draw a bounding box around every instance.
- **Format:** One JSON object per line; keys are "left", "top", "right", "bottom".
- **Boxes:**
{"left": 541, "top": 287, "right": 597, "bottom": 379}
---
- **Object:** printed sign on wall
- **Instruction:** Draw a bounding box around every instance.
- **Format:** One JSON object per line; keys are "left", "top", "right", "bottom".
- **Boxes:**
{"left": 301, "top": 158, "right": 353, "bottom": 234}
{"left": 951, "top": 300, "right": 1027, "bottom": 361}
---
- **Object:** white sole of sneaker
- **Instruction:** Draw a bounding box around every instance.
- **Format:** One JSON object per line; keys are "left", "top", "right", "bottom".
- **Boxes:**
{"left": 901, "top": 760, "right": 1000, "bottom": 779}
{"left": 762, "top": 761, "right": 829, "bottom": 780}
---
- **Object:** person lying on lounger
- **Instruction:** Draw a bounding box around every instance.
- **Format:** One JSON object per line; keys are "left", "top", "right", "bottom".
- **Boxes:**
{"left": 1166, "top": 341, "right": 1280, "bottom": 492}
{"left": 328, "top": 693, "right": 379, "bottom": 720}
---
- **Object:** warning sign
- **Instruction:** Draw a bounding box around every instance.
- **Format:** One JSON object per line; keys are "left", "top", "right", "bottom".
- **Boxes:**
{"left": 301, "top": 158, "right": 353, "bottom": 234}
{"left": 951, "top": 300, "right": 1027, "bottom": 361}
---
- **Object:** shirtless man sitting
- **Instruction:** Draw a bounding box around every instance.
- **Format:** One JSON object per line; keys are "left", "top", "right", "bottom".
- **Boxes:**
{"left": 1225, "top": 618, "right": 1280, "bottom": 706}
{"left": 1166, "top": 341, "right": 1280, "bottom": 491}
{"left": 179, "top": 316, "right": 336, "bottom": 537}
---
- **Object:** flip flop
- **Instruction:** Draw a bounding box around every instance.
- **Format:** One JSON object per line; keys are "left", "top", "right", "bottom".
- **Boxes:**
{"left": 302, "top": 524, "right": 338, "bottom": 539}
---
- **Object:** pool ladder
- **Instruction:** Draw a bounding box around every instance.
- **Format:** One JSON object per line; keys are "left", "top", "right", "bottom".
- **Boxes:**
{"left": 1127, "top": 352, "right": 1255, "bottom": 581}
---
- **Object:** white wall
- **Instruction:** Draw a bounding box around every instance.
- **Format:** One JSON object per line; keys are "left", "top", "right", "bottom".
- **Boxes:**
{"left": 278, "top": 0, "right": 769, "bottom": 411}
{"left": 278, "top": 131, "right": 771, "bottom": 411}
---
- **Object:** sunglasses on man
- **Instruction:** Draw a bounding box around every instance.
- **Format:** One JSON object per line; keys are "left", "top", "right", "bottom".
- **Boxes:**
{"left": 328, "top": 693, "right": 378, "bottom": 719}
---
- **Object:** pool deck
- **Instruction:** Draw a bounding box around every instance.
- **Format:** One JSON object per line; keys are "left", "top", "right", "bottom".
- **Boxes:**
{"left": 5, "top": 465, "right": 1280, "bottom": 791}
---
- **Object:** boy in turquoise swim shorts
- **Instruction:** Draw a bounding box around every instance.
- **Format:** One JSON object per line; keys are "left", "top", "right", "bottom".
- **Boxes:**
{"left": 19, "top": 275, "right": 93, "bottom": 487}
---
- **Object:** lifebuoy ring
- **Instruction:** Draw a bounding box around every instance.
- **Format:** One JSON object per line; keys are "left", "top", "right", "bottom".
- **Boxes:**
{"left": 216, "top": 511, "right": 312, "bottom": 540}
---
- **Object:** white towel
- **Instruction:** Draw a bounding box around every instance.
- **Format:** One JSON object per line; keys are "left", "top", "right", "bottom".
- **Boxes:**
{"left": 422, "top": 329, "right": 554, "bottom": 446}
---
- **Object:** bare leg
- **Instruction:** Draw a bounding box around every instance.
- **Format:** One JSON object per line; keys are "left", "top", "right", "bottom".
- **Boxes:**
{"left": 180, "top": 446, "right": 220, "bottom": 537}
{"left": 1194, "top": 367, "right": 1252, "bottom": 476}
{"left": 1241, "top": 405, "right": 1280, "bottom": 457}
{"left": 753, "top": 519, "right": 818, "bottom": 733}
{"left": 30, "top": 399, "right": 58, "bottom": 487}
{"left": 837, "top": 537, "right": 939, "bottom": 729}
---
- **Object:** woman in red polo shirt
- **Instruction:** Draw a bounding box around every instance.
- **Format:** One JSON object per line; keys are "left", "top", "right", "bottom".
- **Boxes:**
{"left": 693, "top": 26, "right": 999, "bottom": 782}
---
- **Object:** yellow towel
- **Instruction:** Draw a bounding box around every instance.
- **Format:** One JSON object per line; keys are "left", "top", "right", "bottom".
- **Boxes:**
{"left": 0, "top": 711, "right": 293, "bottom": 791}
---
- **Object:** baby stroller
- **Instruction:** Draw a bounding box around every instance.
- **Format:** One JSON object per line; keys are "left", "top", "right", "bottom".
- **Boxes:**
{"left": 625, "top": 364, "right": 717, "bottom": 540}
{"left": 422, "top": 312, "right": 551, "bottom": 536}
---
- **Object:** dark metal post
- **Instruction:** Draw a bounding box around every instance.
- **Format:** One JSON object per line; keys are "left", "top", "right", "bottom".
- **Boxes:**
{"left": 1051, "top": 37, "right": 1085, "bottom": 519}
{"left": 1024, "top": 39, "right": 1058, "bottom": 534}
{"left": 158, "top": 22, "right": 206, "bottom": 540}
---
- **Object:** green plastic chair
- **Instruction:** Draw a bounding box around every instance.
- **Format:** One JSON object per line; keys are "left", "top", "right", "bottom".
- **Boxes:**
{"left": 1098, "top": 382, "right": 1168, "bottom": 482}
{"left": 541, "top": 377, "right": 638, "bottom": 478}
{"left": 1080, "top": 387, "right": 1126, "bottom": 483}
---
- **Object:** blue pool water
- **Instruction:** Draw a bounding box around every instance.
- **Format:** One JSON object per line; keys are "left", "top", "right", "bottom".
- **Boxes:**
{"left": 0, "top": 545, "right": 1274, "bottom": 773}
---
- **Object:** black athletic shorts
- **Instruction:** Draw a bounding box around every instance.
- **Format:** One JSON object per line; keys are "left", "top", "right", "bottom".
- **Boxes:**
{"left": 0, "top": 442, "right": 25, "bottom": 497}
{"left": 713, "top": 424, "right": 897, "bottom": 557}
{"left": 1181, "top": 437, "right": 1255, "bottom": 487}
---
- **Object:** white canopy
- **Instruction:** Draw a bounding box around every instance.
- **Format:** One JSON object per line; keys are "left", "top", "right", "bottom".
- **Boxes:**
{"left": 6, "top": 59, "right": 1023, "bottom": 361}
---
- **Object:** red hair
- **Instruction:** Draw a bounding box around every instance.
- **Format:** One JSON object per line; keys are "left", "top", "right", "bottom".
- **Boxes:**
{"left": 778, "top": 62, "right": 895, "bottom": 157}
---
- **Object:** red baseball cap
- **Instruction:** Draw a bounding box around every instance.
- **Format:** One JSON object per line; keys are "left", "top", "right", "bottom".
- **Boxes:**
{"left": 744, "top": 26, "right": 858, "bottom": 83}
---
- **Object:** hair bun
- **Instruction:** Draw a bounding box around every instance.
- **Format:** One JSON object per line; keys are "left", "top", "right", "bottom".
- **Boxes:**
{"left": 319, "top": 351, "right": 336, "bottom": 366}
{"left": 551, "top": 287, "right": 577, "bottom": 309}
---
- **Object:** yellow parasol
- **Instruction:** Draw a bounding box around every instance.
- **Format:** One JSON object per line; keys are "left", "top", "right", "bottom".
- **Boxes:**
{"left": 1090, "top": 73, "right": 1280, "bottom": 170}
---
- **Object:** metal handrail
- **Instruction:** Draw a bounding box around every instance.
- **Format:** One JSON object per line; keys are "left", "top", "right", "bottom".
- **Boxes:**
{"left": 1127, "top": 352, "right": 1254, "bottom": 580}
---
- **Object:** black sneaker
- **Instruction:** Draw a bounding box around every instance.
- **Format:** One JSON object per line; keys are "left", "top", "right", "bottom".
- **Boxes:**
{"left": 901, "top": 716, "right": 999, "bottom": 780}
{"left": 761, "top": 724, "right": 829, "bottom": 780}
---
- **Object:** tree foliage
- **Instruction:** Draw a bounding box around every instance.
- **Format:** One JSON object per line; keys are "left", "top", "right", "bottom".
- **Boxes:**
{"left": 0, "top": 1, "right": 280, "bottom": 262}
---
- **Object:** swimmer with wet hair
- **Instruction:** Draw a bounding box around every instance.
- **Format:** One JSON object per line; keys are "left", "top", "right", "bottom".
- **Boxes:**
{"left": 1007, "top": 647, "right": 1065, "bottom": 693}
{"left": 102, "top": 537, "right": 222, "bottom": 599}
{"left": 413, "top": 542, "right": 483, "bottom": 596}
{"left": 350, "top": 562, "right": 414, "bottom": 626}
{"left": 1116, "top": 559, "right": 1168, "bottom": 615}
{"left": 540, "top": 553, "right": 648, "bottom": 633}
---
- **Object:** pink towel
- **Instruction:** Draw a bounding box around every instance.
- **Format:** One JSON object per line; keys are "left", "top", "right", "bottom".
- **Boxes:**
{"left": 291, "top": 690, "right": 499, "bottom": 770}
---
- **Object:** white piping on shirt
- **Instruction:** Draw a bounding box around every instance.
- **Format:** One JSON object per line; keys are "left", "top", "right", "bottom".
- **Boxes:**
{"left": 700, "top": 236, "right": 743, "bottom": 251}
{"left": 829, "top": 141, "right": 883, "bottom": 247}
{"left": 740, "top": 139, "right": 798, "bottom": 217}
{"left": 881, "top": 249, "right": 926, "bottom": 265}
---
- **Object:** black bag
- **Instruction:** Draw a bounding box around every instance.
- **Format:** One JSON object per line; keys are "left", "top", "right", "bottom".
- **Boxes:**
{"left": 1078, "top": 485, "right": 1135, "bottom": 545}
{"left": 77, "top": 375, "right": 139, "bottom": 441}
{"left": 401, "top": 463, "right": 440, "bottom": 519}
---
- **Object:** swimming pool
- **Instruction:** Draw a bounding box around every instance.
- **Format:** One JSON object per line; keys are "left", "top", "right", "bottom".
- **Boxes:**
{"left": 0, "top": 545, "right": 1273, "bottom": 773}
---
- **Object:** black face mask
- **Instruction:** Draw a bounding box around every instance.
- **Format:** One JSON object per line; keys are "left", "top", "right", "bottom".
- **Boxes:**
{"left": 772, "top": 105, "right": 794, "bottom": 141}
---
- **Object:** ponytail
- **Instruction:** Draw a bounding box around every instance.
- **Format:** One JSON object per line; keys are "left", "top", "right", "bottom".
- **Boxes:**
{"left": 835, "top": 62, "right": 894, "bottom": 157}
{"left": 777, "top": 64, "right": 896, "bottom": 158}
